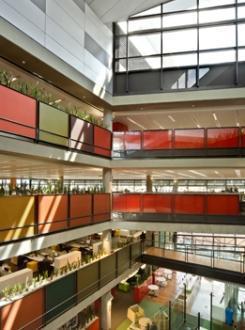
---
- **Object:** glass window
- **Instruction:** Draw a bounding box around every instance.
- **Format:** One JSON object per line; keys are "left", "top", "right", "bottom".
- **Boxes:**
{"left": 239, "top": 48, "right": 245, "bottom": 61}
{"left": 115, "top": 59, "right": 126, "bottom": 72}
{"left": 238, "top": 6, "right": 245, "bottom": 18}
{"left": 199, "top": 8, "right": 235, "bottom": 24}
{"left": 238, "top": 0, "right": 245, "bottom": 3}
{"left": 163, "top": 0, "right": 197, "bottom": 13}
{"left": 199, "top": 49, "right": 236, "bottom": 65}
{"left": 163, "top": 53, "right": 197, "bottom": 67}
{"left": 163, "top": 11, "right": 197, "bottom": 28}
{"left": 128, "top": 33, "right": 161, "bottom": 56}
{"left": 128, "top": 17, "right": 161, "bottom": 32}
{"left": 132, "top": 5, "right": 161, "bottom": 17}
{"left": 238, "top": 24, "right": 245, "bottom": 46}
{"left": 115, "top": 22, "right": 127, "bottom": 35}
{"left": 163, "top": 29, "right": 197, "bottom": 53}
{"left": 199, "top": 25, "right": 236, "bottom": 50}
{"left": 128, "top": 56, "right": 161, "bottom": 71}
{"left": 199, "top": 0, "right": 235, "bottom": 8}
{"left": 115, "top": 36, "right": 127, "bottom": 58}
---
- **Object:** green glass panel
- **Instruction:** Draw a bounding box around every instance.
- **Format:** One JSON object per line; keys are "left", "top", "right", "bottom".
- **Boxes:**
{"left": 117, "top": 246, "right": 130, "bottom": 275}
{"left": 100, "top": 254, "right": 116, "bottom": 287}
{"left": 77, "top": 263, "right": 99, "bottom": 302}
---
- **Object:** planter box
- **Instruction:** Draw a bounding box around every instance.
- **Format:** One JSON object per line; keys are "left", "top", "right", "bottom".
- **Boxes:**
{"left": 0, "top": 268, "right": 32, "bottom": 291}
{"left": 37, "top": 195, "right": 68, "bottom": 234}
{"left": 39, "top": 103, "right": 69, "bottom": 147}
{"left": 70, "top": 194, "right": 92, "bottom": 228}
{"left": 0, "top": 85, "right": 36, "bottom": 139}
{"left": 93, "top": 193, "right": 111, "bottom": 223}
{"left": 0, "top": 196, "right": 35, "bottom": 242}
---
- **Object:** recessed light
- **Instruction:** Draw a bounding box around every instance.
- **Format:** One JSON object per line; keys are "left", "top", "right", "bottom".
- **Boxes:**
{"left": 21, "top": 60, "right": 26, "bottom": 65}
{"left": 212, "top": 113, "right": 218, "bottom": 121}
{"left": 54, "top": 99, "right": 62, "bottom": 104}
{"left": 236, "top": 122, "right": 240, "bottom": 127}
{"left": 168, "top": 115, "right": 176, "bottom": 122}
{"left": 197, "top": 124, "right": 201, "bottom": 128}
{"left": 214, "top": 171, "right": 219, "bottom": 175}
{"left": 191, "top": 104, "right": 195, "bottom": 108}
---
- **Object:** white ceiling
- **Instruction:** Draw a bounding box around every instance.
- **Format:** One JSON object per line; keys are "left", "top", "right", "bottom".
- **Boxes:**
{"left": 0, "top": 154, "right": 244, "bottom": 180}
{"left": 87, "top": 0, "right": 169, "bottom": 23}
{"left": 114, "top": 108, "right": 245, "bottom": 130}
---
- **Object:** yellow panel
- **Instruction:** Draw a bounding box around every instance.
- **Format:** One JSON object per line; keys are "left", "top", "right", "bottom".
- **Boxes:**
{"left": 39, "top": 131, "right": 69, "bottom": 147}
{"left": 0, "top": 196, "right": 35, "bottom": 242}
{"left": 39, "top": 103, "right": 68, "bottom": 137}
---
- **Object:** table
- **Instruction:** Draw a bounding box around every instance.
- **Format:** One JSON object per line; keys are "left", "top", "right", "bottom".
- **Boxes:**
{"left": 138, "top": 317, "right": 152, "bottom": 330}
{"left": 148, "top": 284, "right": 159, "bottom": 296}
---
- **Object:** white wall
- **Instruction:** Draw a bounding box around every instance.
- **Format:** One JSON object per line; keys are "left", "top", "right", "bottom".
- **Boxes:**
{"left": 0, "top": 0, "right": 113, "bottom": 93}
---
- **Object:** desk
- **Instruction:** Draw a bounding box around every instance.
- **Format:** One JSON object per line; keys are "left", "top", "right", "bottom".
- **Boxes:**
{"left": 148, "top": 284, "right": 159, "bottom": 296}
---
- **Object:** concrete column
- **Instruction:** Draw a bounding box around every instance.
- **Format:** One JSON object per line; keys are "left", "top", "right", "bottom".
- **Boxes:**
{"left": 10, "top": 178, "right": 17, "bottom": 189}
{"left": 103, "top": 109, "right": 113, "bottom": 131}
{"left": 102, "top": 230, "right": 112, "bottom": 255}
{"left": 146, "top": 174, "right": 153, "bottom": 192}
{"left": 103, "top": 168, "right": 112, "bottom": 193}
{"left": 101, "top": 291, "right": 113, "bottom": 330}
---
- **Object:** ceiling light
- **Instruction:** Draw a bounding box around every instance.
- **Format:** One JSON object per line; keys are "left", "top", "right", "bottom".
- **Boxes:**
{"left": 212, "top": 113, "right": 218, "bottom": 121}
{"left": 235, "top": 169, "right": 241, "bottom": 177}
{"left": 126, "top": 117, "right": 145, "bottom": 130}
{"left": 54, "top": 99, "right": 62, "bottom": 104}
{"left": 168, "top": 115, "right": 176, "bottom": 122}
{"left": 189, "top": 170, "right": 207, "bottom": 177}
{"left": 21, "top": 60, "right": 26, "bottom": 65}
{"left": 11, "top": 77, "right": 17, "bottom": 82}
{"left": 196, "top": 124, "right": 201, "bottom": 128}
{"left": 214, "top": 171, "right": 219, "bottom": 175}
{"left": 165, "top": 170, "right": 174, "bottom": 173}
{"left": 153, "top": 120, "right": 164, "bottom": 129}
{"left": 236, "top": 122, "right": 240, "bottom": 127}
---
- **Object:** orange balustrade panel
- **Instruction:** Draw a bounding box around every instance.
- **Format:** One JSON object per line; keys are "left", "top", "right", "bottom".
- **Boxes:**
{"left": 1, "top": 289, "right": 44, "bottom": 330}
{"left": 207, "top": 194, "right": 240, "bottom": 215}
{"left": 143, "top": 130, "right": 172, "bottom": 150}
{"left": 142, "top": 194, "right": 172, "bottom": 213}
{"left": 93, "top": 193, "right": 111, "bottom": 222}
{"left": 174, "top": 129, "right": 205, "bottom": 149}
{"left": 174, "top": 194, "right": 205, "bottom": 214}
{"left": 94, "top": 126, "right": 111, "bottom": 157}
{"left": 207, "top": 128, "right": 239, "bottom": 148}
{"left": 37, "top": 195, "right": 68, "bottom": 234}
{"left": 0, "top": 85, "right": 36, "bottom": 138}
{"left": 70, "top": 116, "right": 93, "bottom": 153}
{"left": 70, "top": 194, "right": 92, "bottom": 228}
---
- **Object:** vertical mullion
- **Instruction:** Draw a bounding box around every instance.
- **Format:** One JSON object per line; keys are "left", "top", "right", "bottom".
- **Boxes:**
{"left": 126, "top": 20, "right": 129, "bottom": 93}
{"left": 196, "top": 0, "right": 200, "bottom": 88}
{"left": 160, "top": 3, "right": 164, "bottom": 90}
{"left": 235, "top": 0, "right": 239, "bottom": 85}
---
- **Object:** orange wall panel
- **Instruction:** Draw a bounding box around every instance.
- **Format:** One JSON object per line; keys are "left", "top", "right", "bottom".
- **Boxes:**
{"left": 142, "top": 194, "right": 172, "bottom": 213}
{"left": 207, "top": 194, "right": 240, "bottom": 215}
{"left": 1, "top": 289, "right": 44, "bottom": 330}
{"left": 174, "top": 194, "right": 205, "bottom": 214}
{"left": 70, "top": 194, "right": 92, "bottom": 227}
{"left": 37, "top": 195, "right": 68, "bottom": 234}
{"left": 94, "top": 126, "right": 112, "bottom": 157}
{"left": 93, "top": 194, "right": 111, "bottom": 222}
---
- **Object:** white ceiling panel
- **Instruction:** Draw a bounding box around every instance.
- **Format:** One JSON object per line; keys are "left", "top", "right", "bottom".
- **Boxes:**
{"left": 88, "top": 0, "right": 170, "bottom": 23}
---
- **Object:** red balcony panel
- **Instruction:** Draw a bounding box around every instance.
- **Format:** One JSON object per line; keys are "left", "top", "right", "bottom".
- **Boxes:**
{"left": 93, "top": 193, "right": 111, "bottom": 222}
{"left": 126, "top": 194, "right": 141, "bottom": 212}
{"left": 1, "top": 289, "right": 44, "bottom": 330}
{"left": 241, "top": 128, "right": 245, "bottom": 147}
{"left": 70, "top": 194, "right": 92, "bottom": 228}
{"left": 143, "top": 130, "right": 172, "bottom": 150}
{"left": 142, "top": 194, "right": 172, "bottom": 213}
{"left": 174, "top": 194, "right": 205, "bottom": 214}
{"left": 70, "top": 116, "right": 93, "bottom": 152}
{"left": 113, "top": 193, "right": 127, "bottom": 212}
{"left": 124, "top": 132, "right": 141, "bottom": 150}
{"left": 207, "top": 128, "right": 239, "bottom": 148}
{"left": 37, "top": 195, "right": 68, "bottom": 234}
{"left": 174, "top": 129, "right": 205, "bottom": 149}
{"left": 94, "top": 126, "right": 112, "bottom": 157}
{"left": 207, "top": 194, "right": 240, "bottom": 215}
{"left": 0, "top": 85, "right": 36, "bottom": 138}
{"left": 113, "top": 132, "right": 125, "bottom": 151}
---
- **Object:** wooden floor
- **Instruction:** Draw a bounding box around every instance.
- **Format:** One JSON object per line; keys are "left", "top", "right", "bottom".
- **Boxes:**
{"left": 145, "top": 247, "right": 243, "bottom": 273}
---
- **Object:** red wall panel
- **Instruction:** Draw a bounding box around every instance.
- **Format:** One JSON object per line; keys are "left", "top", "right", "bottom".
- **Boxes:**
{"left": 174, "top": 194, "right": 205, "bottom": 214}
{"left": 207, "top": 194, "right": 240, "bottom": 215}
{"left": 70, "top": 194, "right": 92, "bottom": 227}
{"left": 124, "top": 132, "right": 141, "bottom": 150}
{"left": 126, "top": 194, "right": 141, "bottom": 212}
{"left": 241, "top": 128, "right": 245, "bottom": 147}
{"left": 142, "top": 194, "right": 172, "bottom": 213}
{"left": 113, "top": 193, "right": 127, "bottom": 211}
{"left": 174, "top": 129, "right": 205, "bottom": 149}
{"left": 37, "top": 195, "right": 68, "bottom": 233}
{"left": 143, "top": 130, "right": 172, "bottom": 150}
{"left": 1, "top": 289, "right": 44, "bottom": 330}
{"left": 94, "top": 126, "right": 111, "bottom": 157}
{"left": 0, "top": 85, "right": 36, "bottom": 138}
{"left": 207, "top": 128, "right": 239, "bottom": 148}
{"left": 93, "top": 193, "right": 111, "bottom": 222}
